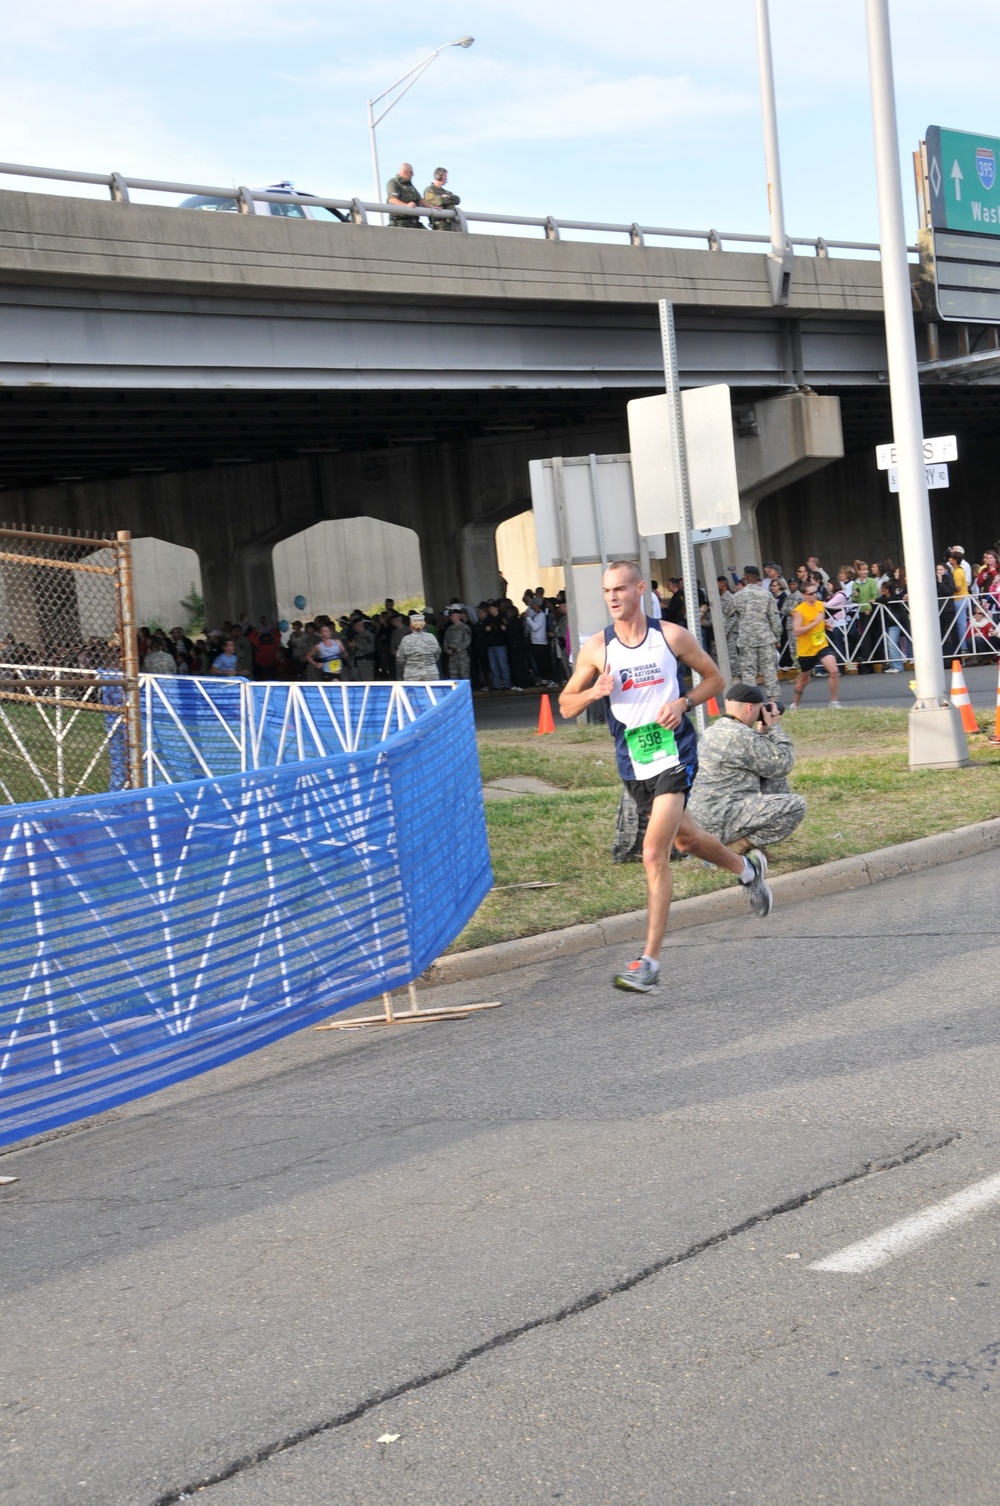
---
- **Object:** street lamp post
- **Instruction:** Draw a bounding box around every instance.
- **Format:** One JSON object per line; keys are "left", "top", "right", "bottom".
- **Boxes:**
{"left": 864, "top": 0, "right": 967, "bottom": 768}
{"left": 754, "top": 0, "right": 793, "bottom": 306}
{"left": 367, "top": 36, "right": 474, "bottom": 225}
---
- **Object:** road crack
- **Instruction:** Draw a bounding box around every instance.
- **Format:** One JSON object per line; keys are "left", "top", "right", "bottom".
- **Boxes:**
{"left": 152, "top": 1131, "right": 956, "bottom": 1506}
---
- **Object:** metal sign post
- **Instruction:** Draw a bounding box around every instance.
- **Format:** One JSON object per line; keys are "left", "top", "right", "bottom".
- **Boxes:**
{"left": 658, "top": 300, "right": 706, "bottom": 736}
{"left": 115, "top": 530, "right": 144, "bottom": 791}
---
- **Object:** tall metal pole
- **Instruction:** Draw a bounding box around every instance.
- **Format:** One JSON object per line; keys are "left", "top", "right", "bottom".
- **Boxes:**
{"left": 367, "top": 98, "right": 383, "bottom": 225}
{"left": 864, "top": 0, "right": 967, "bottom": 768}
{"left": 754, "top": 0, "right": 793, "bottom": 305}
{"left": 658, "top": 300, "right": 706, "bottom": 736}
{"left": 755, "top": 0, "right": 785, "bottom": 256}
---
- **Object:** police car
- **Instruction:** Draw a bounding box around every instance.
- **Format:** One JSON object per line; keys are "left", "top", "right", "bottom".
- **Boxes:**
{"left": 179, "top": 182, "right": 347, "bottom": 221}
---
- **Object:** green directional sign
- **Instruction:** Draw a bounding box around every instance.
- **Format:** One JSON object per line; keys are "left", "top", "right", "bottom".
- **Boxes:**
{"left": 927, "top": 125, "right": 1000, "bottom": 235}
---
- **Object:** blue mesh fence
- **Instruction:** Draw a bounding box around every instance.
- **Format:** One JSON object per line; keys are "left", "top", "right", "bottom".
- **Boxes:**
{"left": 0, "top": 680, "right": 490, "bottom": 1147}
{"left": 141, "top": 677, "right": 463, "bottom": 783}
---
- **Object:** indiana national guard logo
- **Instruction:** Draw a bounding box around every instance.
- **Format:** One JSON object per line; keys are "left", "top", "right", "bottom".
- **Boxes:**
{"left": 619, "top": 665, "right": 664, "bottom": 693}
{"left": 977, "top": 147, "right": 996, "bottom": 191}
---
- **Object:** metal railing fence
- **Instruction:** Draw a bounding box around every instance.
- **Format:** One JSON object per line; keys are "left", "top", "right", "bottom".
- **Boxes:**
{"left": 767, "top": 595, "right": 1000, "bottom": 674}
{"left": 0, "top": 158, "right": 910, "bottom": 257}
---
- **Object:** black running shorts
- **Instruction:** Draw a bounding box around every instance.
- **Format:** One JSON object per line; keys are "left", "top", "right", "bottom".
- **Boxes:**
{"left": 625, "top": 763, "right": 693, "bottom": 818}
{"left": 797, "top": 646, "right": 837, "bottom": 672}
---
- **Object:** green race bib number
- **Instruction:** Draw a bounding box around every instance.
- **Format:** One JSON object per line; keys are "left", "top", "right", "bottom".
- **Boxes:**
{"left": 625, "top": 721, "right": 677, "bottom": 766}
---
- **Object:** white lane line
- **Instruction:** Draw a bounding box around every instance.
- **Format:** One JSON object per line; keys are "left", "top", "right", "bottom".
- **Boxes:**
{"left": 809, "top": 1171, "right": 1000, "bottom": 1273}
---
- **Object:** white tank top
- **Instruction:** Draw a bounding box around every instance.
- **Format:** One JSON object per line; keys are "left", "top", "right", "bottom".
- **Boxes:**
{"left": 604, "top": 619, "right": 696, "bottom": 780}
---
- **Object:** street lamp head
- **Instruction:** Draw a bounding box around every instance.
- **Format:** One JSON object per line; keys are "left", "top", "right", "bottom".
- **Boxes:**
{"left": 455, "top": 35, "right": 474, "bottom": 47}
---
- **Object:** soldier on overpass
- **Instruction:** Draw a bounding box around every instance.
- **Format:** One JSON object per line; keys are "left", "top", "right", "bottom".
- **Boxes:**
{"left": 423, "top": 168, "right": 461, "bottom": 230}
{"left": 386, "top": 164, "right": 426, "bottom": 227}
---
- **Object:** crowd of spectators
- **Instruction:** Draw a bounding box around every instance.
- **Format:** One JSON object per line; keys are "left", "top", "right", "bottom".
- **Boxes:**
{"left": 136, "top": 588, "right": 578, "bottom": 689}
{"left": 136, "top": 543, "right": 1000, "bottom": 684}
{"left": 711, "top": 543, "right": 1000, "bottom": 671}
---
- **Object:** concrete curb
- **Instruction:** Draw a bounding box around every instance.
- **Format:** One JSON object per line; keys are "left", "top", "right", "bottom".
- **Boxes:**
{"left": 425, "top": 817, "right": 1000, "bottom": 986}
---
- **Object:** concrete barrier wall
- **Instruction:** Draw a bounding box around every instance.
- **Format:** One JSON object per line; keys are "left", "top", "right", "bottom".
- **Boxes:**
{"left": 131, "top": 537, "right": 203, "bottom": 631}
{"left": 272, "top": 517, "right": 424, "bottom": 621}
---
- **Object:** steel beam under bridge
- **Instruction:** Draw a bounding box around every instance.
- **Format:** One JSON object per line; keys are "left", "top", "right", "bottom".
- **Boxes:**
{"left": 0, "top": 283, "right": 892, "bottom": 392}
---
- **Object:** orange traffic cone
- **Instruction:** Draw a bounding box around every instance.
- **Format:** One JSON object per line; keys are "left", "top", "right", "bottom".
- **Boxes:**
{"left": 706, "top": 697, "right": 720, "bottom": 716}
{"left": 950, "top": 659, "right": 981, "bottom": 735}
{"left": 536, "top": 693, "right": 555, "bottom": 735}
{"left": 990, "top": 660, "right": 1000, "bottom": 744}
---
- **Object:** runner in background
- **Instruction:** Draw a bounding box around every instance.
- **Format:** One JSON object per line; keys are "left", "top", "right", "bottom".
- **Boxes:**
{"left": 559, "top": 560, "right": 774, "bottom": 996}
{"left": 790, "top": 582, "right": 842, "bottom": 709}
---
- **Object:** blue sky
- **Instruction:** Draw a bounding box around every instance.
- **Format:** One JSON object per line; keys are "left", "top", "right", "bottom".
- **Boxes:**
{"left": 3, "top": 0, "right": 999, "bottom": 247}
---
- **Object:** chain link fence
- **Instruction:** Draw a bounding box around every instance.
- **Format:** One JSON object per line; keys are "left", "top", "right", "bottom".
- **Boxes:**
{"left": 0, "top": 526, "right": 141, "bottom": 803}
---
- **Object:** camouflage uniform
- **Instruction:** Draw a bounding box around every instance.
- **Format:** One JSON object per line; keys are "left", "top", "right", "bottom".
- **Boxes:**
{"left": 423, "top": 181, "right": 461, "bottom": 230}
{"left": 686, "top": 715, "right": 806, "bottom": 849}
{"left": 443, "top": 620, "right": 472, "bottom": 678}
{"left": 234, "top": 632, "right": 254, "bottom": 679}
{"left": 351, "top": 624, "right": 376, "bottom": 680}
{"left": 395, "top": 628, "right": 441, "bottom": 680}
{"left": 720, "top": 591, "right": 740, "bottom": 671}
{"left": 731, "top": 582, "right": 782, "bottom": 699}
{"left": 386, "top": 176, "right": 424, "bottom": 228}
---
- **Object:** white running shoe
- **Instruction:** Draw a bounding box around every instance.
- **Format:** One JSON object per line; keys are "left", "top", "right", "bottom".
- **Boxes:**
{"left": 743, "top": 850, "right": 773, "bottom": 919}
{"left": 829, "top": 700, "right": 842, "bottom": 709}
{"left": 613, "top": 957, "right": 661, "bottom": 994}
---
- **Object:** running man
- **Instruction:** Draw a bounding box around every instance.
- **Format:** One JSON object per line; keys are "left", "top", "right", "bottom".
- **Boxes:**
{"left": 559, "top": 561, "right": 774, "bottom": 995}
{"left": 790, "top": 582, "right": 841, "bottom": 709}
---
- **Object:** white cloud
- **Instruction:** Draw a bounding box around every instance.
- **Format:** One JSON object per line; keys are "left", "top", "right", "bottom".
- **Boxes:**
{"left": 0, "top": 79, "right": 239, "bottom": 187}
{"left": 462, "top": 69, "right": 754, "bottom": 144}
{"left": 5, "top": 0, "right": 330, "bottom": 45}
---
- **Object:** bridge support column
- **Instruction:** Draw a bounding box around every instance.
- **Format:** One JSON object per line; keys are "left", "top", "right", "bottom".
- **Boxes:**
{"left": 199, "top": 536, "right": 278, "bottom": 628}
{"left": 457, "top": 522, "right": 503, "bottom": 607}
{"left": 734, "top": 391, "right": 844, "bottom": 569}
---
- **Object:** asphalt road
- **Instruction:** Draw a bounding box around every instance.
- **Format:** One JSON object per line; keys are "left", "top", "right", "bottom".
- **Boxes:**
{"left": 3, "top": 852, "right": 1000, "bottom": 1505}
{"left": 473, "top": 662, "right": 1000, "bottom": 730}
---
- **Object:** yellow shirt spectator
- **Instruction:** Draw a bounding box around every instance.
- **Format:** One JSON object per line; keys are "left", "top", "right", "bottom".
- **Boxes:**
{"left": 794, "top": 598, "right": 828, "bottom": 655}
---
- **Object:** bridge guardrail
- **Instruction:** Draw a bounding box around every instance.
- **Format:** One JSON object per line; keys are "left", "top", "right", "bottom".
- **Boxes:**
{"left": 0, "top": 158, "right": 912, "bottom": 258}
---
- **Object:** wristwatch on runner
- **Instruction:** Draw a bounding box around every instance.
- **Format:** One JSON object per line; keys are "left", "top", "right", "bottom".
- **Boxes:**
{"left": 684, "top": 695, "right": 694, "bottom": 712}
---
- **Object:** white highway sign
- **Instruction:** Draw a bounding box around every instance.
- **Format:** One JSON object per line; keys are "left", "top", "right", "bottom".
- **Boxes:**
{"left": 887, "top": 463, "right": 949, "bottom": 493}
{"left": 876, "top": 434, "right": 957, "bottom": 469}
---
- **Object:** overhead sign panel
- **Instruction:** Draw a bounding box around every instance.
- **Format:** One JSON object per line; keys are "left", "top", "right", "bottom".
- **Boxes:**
{"left": 927, "top": 126, "right": 1000, "bottom": 236}
{"left": 922, "top": 127, "right": 1000, "bottom": 322}
{"left": 627, "top": 385, "right": 740, "bottom": 536}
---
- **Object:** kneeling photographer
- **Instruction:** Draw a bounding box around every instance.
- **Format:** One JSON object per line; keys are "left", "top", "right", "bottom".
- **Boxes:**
{"left": 685, "top": 682, "right": 806, "bottom": 854}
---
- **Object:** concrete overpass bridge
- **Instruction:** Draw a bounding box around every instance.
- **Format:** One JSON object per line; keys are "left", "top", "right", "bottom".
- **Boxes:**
{"left": 1, "top": 177, "right": 998, "bottom": 618}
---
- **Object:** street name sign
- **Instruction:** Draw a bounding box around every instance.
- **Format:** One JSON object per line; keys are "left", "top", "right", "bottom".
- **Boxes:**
{"left": 887, "top": 463, "right": 949, "bottom": 493}
{"left": 875, "top": 434, "right": 957, "bottom": 469}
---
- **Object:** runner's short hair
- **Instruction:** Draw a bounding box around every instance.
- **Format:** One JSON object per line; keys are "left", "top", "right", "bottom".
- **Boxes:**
{"left": 604, "top": 560, "right": 642, "bottom": 581}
